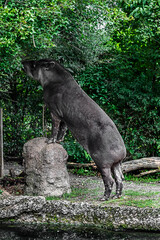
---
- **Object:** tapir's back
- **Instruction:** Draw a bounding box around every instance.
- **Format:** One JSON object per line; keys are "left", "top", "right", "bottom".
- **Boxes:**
{"left": 59, "top": 80, "right": 126, "bottom": 162}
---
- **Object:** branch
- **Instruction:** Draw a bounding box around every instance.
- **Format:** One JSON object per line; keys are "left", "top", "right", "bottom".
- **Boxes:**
{"left": 32, "top": 34, "right": 36, "bottom": 48}
{"left": 3, "top": 0, "right": 8, "bottom": 8}
{"left": 134, "top": 169, "right": 160, "bottom": 178}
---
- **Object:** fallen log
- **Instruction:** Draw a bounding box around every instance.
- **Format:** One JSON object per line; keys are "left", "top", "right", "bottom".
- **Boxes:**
{"left": 67, "top": 157, "right": 160, "bottom": 174}
{"left": 122, "top": 157, "right": 160, "bottom": 173}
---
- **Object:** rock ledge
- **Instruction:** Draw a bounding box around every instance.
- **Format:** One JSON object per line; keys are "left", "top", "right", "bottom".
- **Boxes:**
{"left": 0, "top": 196, "right": 159, "bottom": 231}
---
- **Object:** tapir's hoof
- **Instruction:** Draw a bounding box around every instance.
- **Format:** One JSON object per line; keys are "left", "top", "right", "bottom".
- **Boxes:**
{"left": 46, "top": 138, "right": 56, "bottom": 144}
{"left": 99, "top": 196, "right": 109, "bottom": 201}
{"left": 56, "top": 138, "right": 64, "bottom": 143}
{"left": 112, "top": 194, "right": 122, "bottom": 199}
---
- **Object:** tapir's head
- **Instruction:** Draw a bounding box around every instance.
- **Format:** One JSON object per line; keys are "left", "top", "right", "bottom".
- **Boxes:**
{"left": 22, "top": 59, "right": 72, "bottom": 87}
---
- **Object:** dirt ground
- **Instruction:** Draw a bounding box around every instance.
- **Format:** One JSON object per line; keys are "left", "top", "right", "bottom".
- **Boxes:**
{"left": 0, "top": 161, "right": 160, "bottom": 207}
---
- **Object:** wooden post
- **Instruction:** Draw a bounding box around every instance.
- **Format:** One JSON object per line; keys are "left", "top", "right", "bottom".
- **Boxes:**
{"left": 0, "top": 108, "right": 4, "bottom": 178}
{"left": 42, "top": 105, "right": 47, "bottom": 137}
{"left": 42, "top": 105, "right": 45, "bottom": 135}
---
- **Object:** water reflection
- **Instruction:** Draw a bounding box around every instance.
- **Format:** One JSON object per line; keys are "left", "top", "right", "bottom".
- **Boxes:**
{"left": 0, "top": 224, "right": 160, "bottom": 240}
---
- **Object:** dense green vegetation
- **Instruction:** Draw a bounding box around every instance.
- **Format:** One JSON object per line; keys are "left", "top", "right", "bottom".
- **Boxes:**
{"left": 0, "top": 0, "right": 160, "bottom": 162}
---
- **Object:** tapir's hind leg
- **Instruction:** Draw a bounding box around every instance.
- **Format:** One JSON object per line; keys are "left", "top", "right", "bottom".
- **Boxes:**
{"left": 112, "top": 162, "right": 124, "bottom": 199}
{"left": 100, "top": 167, "right": 114, "bottom": 201}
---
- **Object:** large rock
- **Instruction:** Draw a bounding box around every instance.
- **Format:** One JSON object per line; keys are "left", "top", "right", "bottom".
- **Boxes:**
{"left": 0, "top": 196, "right": 45, "bottom": 219}
{"left": 23, "top": 137, "right": 71, "bottom": 196}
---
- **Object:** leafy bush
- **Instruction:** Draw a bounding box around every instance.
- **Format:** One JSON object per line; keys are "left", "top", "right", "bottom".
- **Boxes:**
{"left": 76, "top": 61, "right": 160, "bottom": 160}
{"left": 1, "top": 72, "right": 44, "bottom": 158}
{"left": 62, "top": 132, "right": 92, "bottom": 163}
{"left": 0, "top": 0, "right": 159, "bottom": 162}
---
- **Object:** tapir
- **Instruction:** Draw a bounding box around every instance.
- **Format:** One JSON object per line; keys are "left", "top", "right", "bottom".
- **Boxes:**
{"left": 22, "top": 59, "right": 126, "bottom": 200}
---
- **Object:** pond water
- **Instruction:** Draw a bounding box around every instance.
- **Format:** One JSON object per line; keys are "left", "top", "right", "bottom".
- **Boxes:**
{"left": 0, "top": 224, "right": 160, "bottom": 240}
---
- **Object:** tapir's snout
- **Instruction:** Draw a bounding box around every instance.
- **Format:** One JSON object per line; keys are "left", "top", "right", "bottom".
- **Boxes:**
{"left": 22, "top": 61, "right": 27, "bottom": 72}
{"left": 22, "top": 60, "right": 36, "bottom": 78}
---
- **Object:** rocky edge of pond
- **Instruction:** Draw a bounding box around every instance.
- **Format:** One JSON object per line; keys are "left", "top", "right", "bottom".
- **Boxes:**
{"left": 0, "top": 195, "right": 160, "bottom": 232}
{"left": 1, "top": 159, "right": 160, "bottom": 232}
{"left": 0, "top": 172, "right": 160, "bottom": 232}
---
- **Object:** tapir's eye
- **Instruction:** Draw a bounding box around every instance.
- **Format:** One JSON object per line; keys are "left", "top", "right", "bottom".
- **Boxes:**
{"left": 44, "top": 65, "right": 50, "bottom": 71}
{"left": 43, "top": 61, "right": 55, "bottom": 71}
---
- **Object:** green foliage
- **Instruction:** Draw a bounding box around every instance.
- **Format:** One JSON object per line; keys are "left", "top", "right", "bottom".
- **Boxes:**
{"left": 0, "top": 0, "right": 75, "bottom": 157}
{"left": 62, "top": 133, "right": 92, "bottom": 163}
{"left": 0, "top": 189, "right": 3, "bottom": 195}
{"left": 76, "top": 61, "right": 160, "bottom": 159}
{"left": 109, "top": 0, "right": 160, "bottom": 158}
{"left": 0, "top": 0, "right": 159, "bottom": 162}
{"left": 1, "top": 72, "right": 44, "bottom": 157}
{"left": 69, "top": 168, "right": 96, "bottom": 176}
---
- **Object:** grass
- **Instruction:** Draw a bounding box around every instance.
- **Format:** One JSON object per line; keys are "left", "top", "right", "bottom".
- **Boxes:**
{"left": 103, "top": 196, "right": 160, "bottom": 208}
{"left": 122, "top": 190, "right": 160, "bottom": 208}
{"left": 46, "top": 187, "right": 91, "bottom": 201}
{"left": 119, "top": 198, "right": 160, "bottom": 208}
{"left": 124, "top": 190, "right": 160, "bottom": 197}
{"left": 124, "top": 172, "right": 160, "bottom": 183}
{"left": 46, "top": 186, "right": 160, "bottom": 208}
{"left": 104, "top": 190, "right": 160, "bottom": 208}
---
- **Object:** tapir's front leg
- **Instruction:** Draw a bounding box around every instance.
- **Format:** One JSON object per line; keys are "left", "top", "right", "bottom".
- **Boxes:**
{"left": 57, "top": 121, "right": 67, "bottom": 142}
{"left": 47, "top": 113, "right": 61, "bottom": 144}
